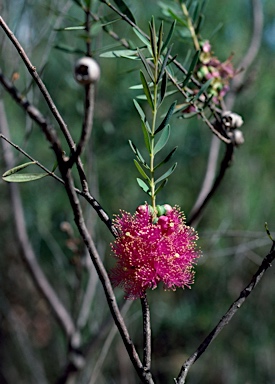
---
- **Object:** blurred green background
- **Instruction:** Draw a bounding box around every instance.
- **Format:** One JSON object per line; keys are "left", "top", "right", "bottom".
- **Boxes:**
{"left": 0, "top": 0, "right": 275, "bottom": 383}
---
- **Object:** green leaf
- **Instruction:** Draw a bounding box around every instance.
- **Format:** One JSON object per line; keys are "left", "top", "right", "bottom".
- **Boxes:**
{"left": 157, "top": 21, "right": 164, "bottom": 56}
{"left": 155, "top": 178, "right": 168, "bottom": 195}
{"left": 192, "top": 77, "right": 213, "bottom": 101}
{"left": 161, "top": 20, "right": 176, "bottom": 54}
{"left": 2, "top": 162, "right": 48, "bottom": 183}
{"left": 157, "top": 44, "right": 173, "bottom": 84}
{"left": 155, "top": 101, "right": 177, "bottom": 134}
{"left": 129, "top": 140, "right": 149, "bottom": 168}
{"left": 154, "top": 146, "right": 177, "bottom": 170}
{"left": 168, "top": 9, "right": 188, "bottom": 26}
{"left": 71, "top": 0, "right": 83, "bottom": 8}
{"left": 133, "top": 99, "right": 151, "bottom": 133}
{"left": 54, "top": 44, "right": 84, "bottom": 54}
{"left": 133, "top": 28, "right": 150, "bottom": 48}
{"left": 100, "top": 49, "right": 138, "bottom": 59}
{"left": 154, "top": 124, "right": 170, "bottom": 155}
{"left": 181, "top": 50, "right": 200, "bottom": 88}
{"left": 113, "top": 0, "right": 135, "bottom": 23}
{"left": 141, "top": 121, "right": 151, "bottom": 153}
{"left": 195, "top": 14, "right": 204, "bottom": 34}
{"left": 149, "top": 17, "right": 157, "bottom": 58}
{"left": 55, "top": 25, "right": 85, "bottom": 31}
{"left": 134, "top": 160, "right": 150, "bottom": 180}
{"left": 158, "top": 71, "right": 167, "bottom": 106}
{"left": 136, "top": 178, "right": 150, "bottom": 195}
{"left": 155, "top": 162, "right": 177, "bottom": 184}
{"left": 137, "top": 49, "right": 154, "bottom": 81}
{"left": 140, "top": 70, "right": 154, "bottom": 110}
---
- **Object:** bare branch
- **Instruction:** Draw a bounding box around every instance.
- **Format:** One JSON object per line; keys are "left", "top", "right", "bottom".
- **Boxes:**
{"left": 58, "top": 164, "right": 154, "bottom": 384}
{"left": 0, "top": 16, "right": 75, "bottom": 154}
{"left": 0, "top": 69, "right": 118, "bottom": 237}
{"left": 188, "top": 136, "right": 221, "bottom": 225}
{"left": 0, "top": 101, "right": 76, "bottom": 338}
{"left": 175, "top": 242, "right": 275, "bottom": 384}
{"left": 141, "top": 295, "right": 152, "bottom": 372}
{"left": 187, "top": 143, "right": 234, "bottom": 226}
{"left": 88, "top": 300, "right": 133, "bottom": 384}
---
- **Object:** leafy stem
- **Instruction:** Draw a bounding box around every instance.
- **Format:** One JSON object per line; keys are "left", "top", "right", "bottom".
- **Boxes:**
{"left": 180, "top": 2, "right": 200, "bottom": 51}
{"left": 132, "top": 20, "right": 177, "bottom": 211}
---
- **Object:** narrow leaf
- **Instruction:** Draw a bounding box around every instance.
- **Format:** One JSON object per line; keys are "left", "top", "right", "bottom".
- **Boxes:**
{"left": 136, "top": 178, "right": 150, "bottom": 195}
{"left": 168, "top": 9, "right": 188, "bottom": 27}
{"left": 133, "top": 99, "right": 151, "bottom": 133}
{"left": 56, "top": 26, "right": 85, "bottom": 31}
{"left": 155, "top": 101, "right": 177, "bottom": 134}
{"left": 149, "top": 18, "right": 157, "bottom": 58}
{"left": 161, "top": 20, "right": 176, "bottom": 54}
{"left": 54, "top": 44, "right": 84, "bottom": 54}
{"left": 2, "top": 161, "right": 35, "bottom": 176}
{"left": 157, "top": 22, "right": 164, "bottom": 56}
{"left": 195, "top": 14, "right": 204, "bottom": 34}
{"left": 141, "top": 121, "right": 151, "bottom": 153}
{"left": 134, "top": 160, "right": 150, "bottom": 180}
{"left": 100, "top": 49, "right": 138, "bottom": 58}
{"left": 155, "top": 178, "right": 168, "bottom": 195}
{"left": 71, "top": 0, "right": 83, "bottom": 7}
{"left": 192, "top": 77, "right": 213, "bottom": 101}
{"left": 154, "top": 146, "right": 178, "bottom": 170}
{"left": 2, "top": 161, "right": 49, "bottom": 183}
{"left": 157, "top": 44, "right": 173, "bottom": 84}
{"left": 3, "top": 173, "right": 48, "bottom": 182}
{"left": 140, "top": 70, "right": 154, "bottom": 110}
{"left": 155, "top": 162, "right": 177, "bottom": 184}
{"left": 113, "top": 0, "right": 135, "bottom": 23}
{"left": 181, "top": 50, "right": 200, "bottom": 88}
{"left": 129, "top": 140, "right": 149, "bottom": 168}
{"left": 133, "top": 28, "right": 151, "bottom": 48}
{"left": 158, "top": 71, "right": 167, "bottom": 106}
{"left": 154, "top": 124, "right": 170, "bottom": 155}
{"left": 137, "top": 49, "right": 154, "bottom": 81}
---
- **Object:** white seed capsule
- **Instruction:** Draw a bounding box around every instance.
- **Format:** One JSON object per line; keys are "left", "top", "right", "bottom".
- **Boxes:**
{"left": 222, "top": 111, "right": 244, "bottom": 129}
{"left": 234, "top": 129, "right": 245, "bottom": 146}
{"left": 74, "top": 57, "right": 100, "bottom": 85}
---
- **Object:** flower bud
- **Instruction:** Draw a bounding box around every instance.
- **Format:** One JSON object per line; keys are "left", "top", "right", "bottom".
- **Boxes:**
{"left": 156, "top": 205, "right": 166, "bottom": 217}
{"left": 136, "top": 204, "right": 147, "bottom": 214}
{"left": 74, "top": 57, "right": 100, "bottom": 85}
{"left": 163, "top": 204, "right": 173, "bottom": 215}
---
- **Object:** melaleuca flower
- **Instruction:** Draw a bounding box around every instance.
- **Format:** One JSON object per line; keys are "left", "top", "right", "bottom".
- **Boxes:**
{"left": 197, "top": 40, "right": 236, "bottom": 102}
{"left": 110, "top": 204, "right": 201, "bottom": 299}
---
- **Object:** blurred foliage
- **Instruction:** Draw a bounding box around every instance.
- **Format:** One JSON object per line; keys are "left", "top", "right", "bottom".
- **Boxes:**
{"left": 1, "top": 0, "right": 275, "bottom": 383}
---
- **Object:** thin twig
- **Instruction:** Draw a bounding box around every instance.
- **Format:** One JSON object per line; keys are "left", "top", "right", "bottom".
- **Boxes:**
{"left": 188, "top": 0, "right": 263, "bottom": 227}
{"left": 58, "top": 165, "right": 154, "bottom": 384}
{"left": 226, "top": 0, "right": 263, "bottom": 109}
{"left": 0, "top": 68, "right": 63, "bottom": 157}
{"left": 188, "top": 136, "right": 221, "bottom": 223}
{"left": 187, "top": 143, "right": 234, "bottom": 226}
{"left": 0, "top": 16, "right": 75, "bottom": 154}
{"left": 141, "top": 295, "right": 152, "bottom": 372}
{"left": 88, "top": 300, "right": 133, "bottom": 384}
{"left": 0, "top": 101, "right": 76, "bottom": 338}
{"left": 0, "top": 69, "right": 118, "bottom": 237}
{"left": 175, "top": 241, "right": 275, "bottom": 384}
{"left": 68, "top": 5, "right": 96, "bottom": 167}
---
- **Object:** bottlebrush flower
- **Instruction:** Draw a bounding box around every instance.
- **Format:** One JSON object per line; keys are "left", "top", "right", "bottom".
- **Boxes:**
{"left": 110, "top": 204, "right": 201, "bottom": 299}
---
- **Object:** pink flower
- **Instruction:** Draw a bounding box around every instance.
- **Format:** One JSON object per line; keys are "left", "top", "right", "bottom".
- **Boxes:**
{"left": 110, "top": 205, "right": 201, "bottom": 299}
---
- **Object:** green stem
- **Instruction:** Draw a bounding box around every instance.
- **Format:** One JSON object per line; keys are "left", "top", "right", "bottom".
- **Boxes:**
{"left": 150, "top": 56, "right": 159, "bottom": 215}
{"left": 181, "top": 3, "right": 200, "bottom": 51}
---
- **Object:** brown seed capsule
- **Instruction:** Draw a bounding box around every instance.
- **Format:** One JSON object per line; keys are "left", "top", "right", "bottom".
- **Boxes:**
{"left": 74, "top": 57, "right": 100, "bottom": 85}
